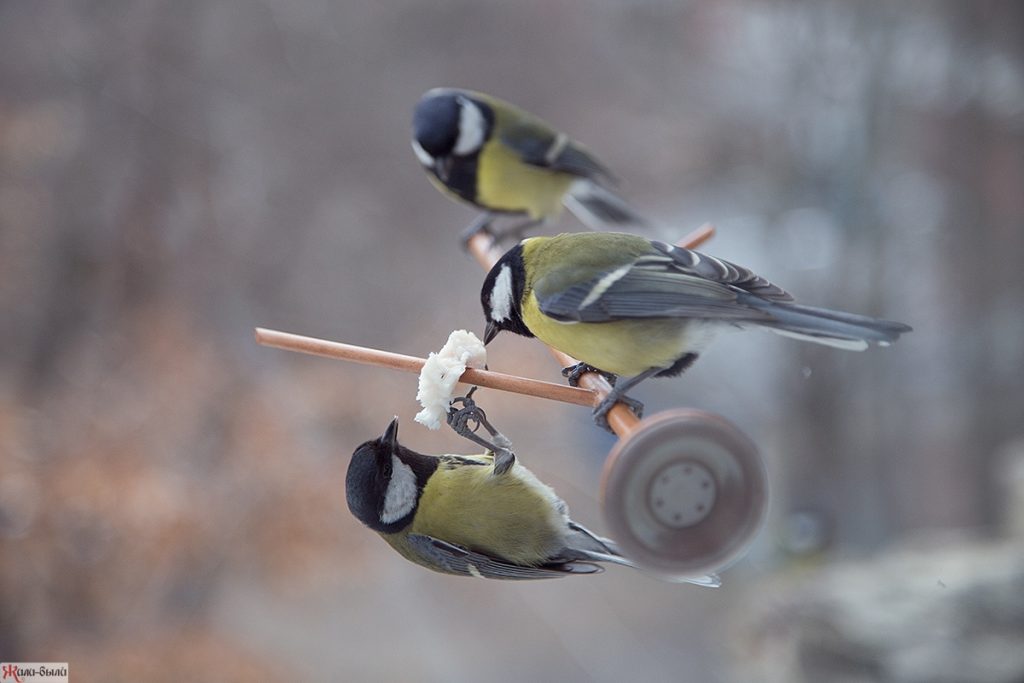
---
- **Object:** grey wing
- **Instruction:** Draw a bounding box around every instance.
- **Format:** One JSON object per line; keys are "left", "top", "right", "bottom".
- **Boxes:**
{"left": 500, "top": 120, "right": 614, "bottom": 183}
{"left": 406, "top": 534, "right": 603, "bottom": 580}
{"left": 537, "top": 240, "right": 792, "bottom": 324}
{"left": 650, "top": 241, "right": 792, "bottom": 301}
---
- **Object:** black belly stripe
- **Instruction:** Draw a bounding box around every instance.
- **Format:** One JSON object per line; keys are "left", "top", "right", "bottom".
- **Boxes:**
{"left": 443, "top": 155, "right": 480, "bottom": 205}
{"left": 441, "top": 455, "right": 490, "bottom": 469}
{"left": 655, "top": 352, "right": 699, "bottom": 378}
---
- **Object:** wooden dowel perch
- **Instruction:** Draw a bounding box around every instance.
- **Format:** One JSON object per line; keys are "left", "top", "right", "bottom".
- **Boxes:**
{"left": 255, "top": 223, "right": 714, "bottom": 437}
{"left": 255, "top": 328, "right": 595, "bottom": 407}
{"left": 465, "top": 224, "right": 715, "bottom": 437}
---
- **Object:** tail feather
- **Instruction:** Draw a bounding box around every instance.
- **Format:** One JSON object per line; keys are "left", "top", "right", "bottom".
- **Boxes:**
{"left": 562, "top": 521, "right": 720, "bottom": 587}
{"left": 563, "top": 179, "right": 647, "bottom": 228}
{"left": 564, "top": 520, "right": 629, "bottom": 563}
{"left": 555, "top": 562, "right": 604, "bottom": 575}
{"left": 742, "top": 296, "right": 912, "bottom": 350}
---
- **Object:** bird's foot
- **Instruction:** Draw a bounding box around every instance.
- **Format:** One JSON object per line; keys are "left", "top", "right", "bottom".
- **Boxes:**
{"left": 592, "top": 393, "right": 644, "bottom": 434}
{"left": 561, "top": 362, "right": 617, "bottom": 387}
{"left": 461, "top": 215, "right": 541, "bottom": 251}
{"left": 488, "top": 218, "right": 542, "bottom": 245}
{"left": 459, "top": 213, "right": 497, "bottom": 251}
{"left": 447, "top": 390, "right": 515, "bottom": 474}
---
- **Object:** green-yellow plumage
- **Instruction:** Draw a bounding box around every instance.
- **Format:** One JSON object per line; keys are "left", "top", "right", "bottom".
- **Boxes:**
{"left": 382, "top": 453, "right": 566, "bottom": 567}
{"left": 419, "top": 135, "right": 573, "bottom": 220}
{"left": 519, "top": 234, "right": 697, "bottom": 377}
{"left": 346, "top": 418, "right": 721, "bottom": 584}
{"left": 522, "top": 302, "right": 693, "bottom": 378}
{"left": 481, "top": 231, "right": 912, "bottom": 428}
{"left": 412, "top": 88, "right": 643, "bottom": 233}
{"left": 475, "top": 131, "right": 574, "bottom": 219}
{"left": 345, "top": 418, "right": 649, "bottom": 580}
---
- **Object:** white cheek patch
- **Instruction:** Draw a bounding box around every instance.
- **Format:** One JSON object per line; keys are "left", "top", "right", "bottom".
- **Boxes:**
{"left": 381, "top": 454, "right": 418, "bottom": 524}
{"left": 489, "top": 265, "right": 514, "bottom": 322}
{"left": 453, "top": 97, "right": 485, "bottom": 156}
{"left": 411, "top": 140, "right": 434, "bottom": 167}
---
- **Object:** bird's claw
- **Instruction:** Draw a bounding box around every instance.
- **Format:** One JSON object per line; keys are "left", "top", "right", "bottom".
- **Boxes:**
{"left": 447, "top": 391, "right": 491, "bottom": 438}
{"left": 561, "top": 362, "right": 617, "bottom": 388}
{"left": 592, "top": 395, "right": 644, "bottom": 434}
{"left": 447, "top": 392, "right": 516, "bottom": 474}
{"left": 490, "top": 218, "right": 542, "bottom": 245}
{"left": 460, "top": 214, "right": 541, "bottom": 251}
{"left": 459, "top": 212, "right": 500, "bottom": 252}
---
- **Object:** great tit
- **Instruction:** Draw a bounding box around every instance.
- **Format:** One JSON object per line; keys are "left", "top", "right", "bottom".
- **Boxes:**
{"left": 411, "top": 88, "right": 644, "bottom": 243}
{"left": 480, "top": 232, "right": 912, "bottom": 429}
{"left": 346, "top": 417, "right": 717, "bottom": 584}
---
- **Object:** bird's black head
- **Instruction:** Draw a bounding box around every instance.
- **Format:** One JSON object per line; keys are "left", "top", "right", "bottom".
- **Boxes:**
{"left": 412, "top": 89, "right": 493, "bottom": 167}
{"left": 481, "top": 243, "right": 533, "bottom": 344}
{"left": 412, "top": 91, "right": 460, "bottom": 159}
{"left": 346, "top": 418, "right": 437, "bottom": 534}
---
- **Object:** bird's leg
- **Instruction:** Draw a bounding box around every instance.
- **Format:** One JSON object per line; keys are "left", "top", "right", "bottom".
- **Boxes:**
{"left": 459, "top": 212, "right": 498, "bottom": 250}
{"left": 488, "top": 217, "right": 542, "bottom": 245}
{"left": 561, "top": 362, "right": 617, "bottom": 388}
{"left": 447, "top": 389, "right": 516, "bottom": 475}
{"left": 591, "top": 355, "right": 700, "bottom": 432}
{"left": 591, "top": 367, "right": 664, "bottom": 433}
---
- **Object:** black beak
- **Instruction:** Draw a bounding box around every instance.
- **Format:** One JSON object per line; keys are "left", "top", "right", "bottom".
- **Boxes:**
{"left": 484, "top": 321, "right": 499, "bottom": 345}
{"left": 381, "top": 417, "right": 399, "bottom": 450}
{"left": 434, "top": 158, "right": 451, "bottom": 183}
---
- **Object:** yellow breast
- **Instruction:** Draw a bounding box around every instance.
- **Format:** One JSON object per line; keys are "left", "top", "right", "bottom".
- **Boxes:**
{"left": 522, "top": 293, "right": 693, "bottom": 377}
{"left": 408, "top": 458, "right": 565, "bottom": 566}
{"left": 476, "top": 143, "right": 574, "bottom": 219}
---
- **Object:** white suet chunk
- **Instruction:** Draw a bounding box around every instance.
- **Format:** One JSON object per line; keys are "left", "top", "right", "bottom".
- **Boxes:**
{"left": 415, "top": 330, "right": 487, "bottom": 430}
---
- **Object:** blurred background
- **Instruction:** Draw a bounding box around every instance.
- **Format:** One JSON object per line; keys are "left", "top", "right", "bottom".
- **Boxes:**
{"left": 2, "top": 1, "right": 1023, "bottom": 681}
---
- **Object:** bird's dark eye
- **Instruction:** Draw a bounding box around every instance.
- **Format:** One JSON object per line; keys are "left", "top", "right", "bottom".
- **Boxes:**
{"left": 345, "top": 442, "right": 389, "bottom": 528}
{"left": 413, "top": 94, "right": 460, "bottom": 158}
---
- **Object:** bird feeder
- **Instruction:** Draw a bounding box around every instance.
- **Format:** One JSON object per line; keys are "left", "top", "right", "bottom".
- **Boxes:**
{"left": 256, "top": 225, "right": 769, "bottom": 580}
